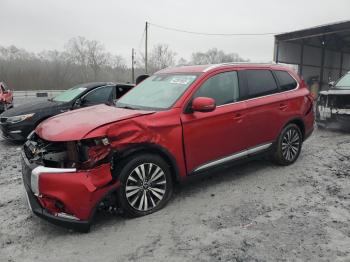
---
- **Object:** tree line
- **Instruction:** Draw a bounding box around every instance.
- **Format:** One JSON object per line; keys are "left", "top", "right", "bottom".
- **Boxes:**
{"left": 0, "top": 36, "right": 248, "bottom": 90}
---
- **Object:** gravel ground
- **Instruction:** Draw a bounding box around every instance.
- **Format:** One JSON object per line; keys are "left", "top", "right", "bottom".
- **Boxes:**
{"left": 0, "top": 98, "right": 350, "bottom": 262}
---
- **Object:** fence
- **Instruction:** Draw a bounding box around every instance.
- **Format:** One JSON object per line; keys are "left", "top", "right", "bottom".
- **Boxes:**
{"left": 13, "top": 90, "right": 63, "bottom": 98}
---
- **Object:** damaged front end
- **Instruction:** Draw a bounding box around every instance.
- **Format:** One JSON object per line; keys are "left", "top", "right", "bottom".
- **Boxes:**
{"left": 316, "top": 93, "right": 350, "bottom": 130}
{"left": 21, "top": 132, "right": 119, "bottom": 232}
{"left": 24, "top": 133, "right": 112, "bottom": 169}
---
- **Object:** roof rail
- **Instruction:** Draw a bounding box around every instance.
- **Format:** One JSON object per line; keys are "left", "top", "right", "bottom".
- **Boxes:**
{"left": 203, "top": 62, "right": 277, "bottom": 72}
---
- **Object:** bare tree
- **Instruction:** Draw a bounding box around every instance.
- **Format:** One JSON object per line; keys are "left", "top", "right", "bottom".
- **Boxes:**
{"left": 191, "top": 48, "right": 248, "bottom": 65}
{"left": 0, "top": 40, "right": 128, "bottom": 90}
{"left": 138, "top": 44, "right": 177, "bottom": 73}
{"left": 177, "top": 57, "right": 188, "bottom": 66}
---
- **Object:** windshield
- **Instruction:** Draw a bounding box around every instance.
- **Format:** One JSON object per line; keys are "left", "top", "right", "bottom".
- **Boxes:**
{"left": 116, "top": 74, "right": 198, "bottom": 110}
{"left": 53, "top": 85, "right": 87, "bottom": 102}
{"left": 335, "top": 73, "right": 350, "bottom": 89}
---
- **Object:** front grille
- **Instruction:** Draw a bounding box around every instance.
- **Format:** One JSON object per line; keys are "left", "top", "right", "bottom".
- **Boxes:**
{"left": 327, "top": 95, "right": 350, "bottom": 109}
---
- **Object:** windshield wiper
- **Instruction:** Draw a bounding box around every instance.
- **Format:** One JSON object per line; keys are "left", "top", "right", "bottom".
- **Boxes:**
{"left": 116, "top": 105, "right": 138, "bottom": 110}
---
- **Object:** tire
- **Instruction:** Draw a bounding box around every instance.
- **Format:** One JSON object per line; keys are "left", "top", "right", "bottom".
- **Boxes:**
{"left": 273, "top": 124, "right": 303, "bottom": 166}
{"left": 116, "top": 153, "right": 173, "bottom": 217}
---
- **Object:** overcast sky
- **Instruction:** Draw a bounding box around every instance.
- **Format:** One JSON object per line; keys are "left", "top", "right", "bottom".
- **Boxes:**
{"left": 1, "top": 0, "right": 350, "bottom": 64}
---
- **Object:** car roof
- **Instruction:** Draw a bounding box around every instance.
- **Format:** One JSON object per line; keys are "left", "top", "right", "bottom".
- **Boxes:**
{"left": 79, "top": 82, "right": 134, "bottom": 91}
{"left": 156, "top": 63, "right": 294, "bottom": 74}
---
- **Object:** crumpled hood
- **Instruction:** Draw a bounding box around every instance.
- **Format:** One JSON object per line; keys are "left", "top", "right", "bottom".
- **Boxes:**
{"left": 36, "top": 104, "right": 154, "bottom": 141}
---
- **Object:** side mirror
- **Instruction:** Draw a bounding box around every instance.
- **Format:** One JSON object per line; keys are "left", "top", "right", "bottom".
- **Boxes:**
{"left": 192, "top": 97, "right": 216, "bottom": 113}
{"left": 328, "top": 81, "right": 335, "bottom": 88}
{"left": 74, "top": 98, "right": 83, "bottom": 108}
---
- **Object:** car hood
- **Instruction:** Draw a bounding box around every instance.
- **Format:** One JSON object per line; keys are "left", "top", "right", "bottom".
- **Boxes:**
{"left": 36, "top": 104, "right": 154, "bottom": 141}
{"left": 0, "top": 100, "right": 62, "bottom": 117}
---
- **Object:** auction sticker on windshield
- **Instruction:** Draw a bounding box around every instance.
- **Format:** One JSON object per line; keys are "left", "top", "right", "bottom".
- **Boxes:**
{"left": 170, "top": 76, "right": 196, "bottom": 85}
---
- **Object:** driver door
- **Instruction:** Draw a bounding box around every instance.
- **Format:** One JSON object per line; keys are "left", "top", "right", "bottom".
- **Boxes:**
{"left": 181, "top": 71, "right": 249, "bottom": 174}
{"left": 80, "top": 85, "right": 114, "bottom": 107}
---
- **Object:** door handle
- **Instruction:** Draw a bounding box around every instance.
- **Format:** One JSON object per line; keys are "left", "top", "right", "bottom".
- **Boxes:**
{"left": 279, "top": 103, "right": 288, "bottom": 111}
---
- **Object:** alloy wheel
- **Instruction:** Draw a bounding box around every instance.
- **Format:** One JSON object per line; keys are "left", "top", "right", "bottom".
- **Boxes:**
{"left": 281, "top": 128, "right": 301, "bottom": 162}
{"left": 125, "top": 163, "right": 167, "bottom": 212}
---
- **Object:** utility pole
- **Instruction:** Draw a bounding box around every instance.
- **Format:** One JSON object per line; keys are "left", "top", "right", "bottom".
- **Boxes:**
{"left": 145, "top": 21, "right": 148, "bottom": 74}
{"left": 131, "top": 48, "right": 135, "bottom": 84}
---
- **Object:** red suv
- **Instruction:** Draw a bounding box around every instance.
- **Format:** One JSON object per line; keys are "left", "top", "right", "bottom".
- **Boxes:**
{"left": 21, "top": 64, "right": 314, "bottom": 231}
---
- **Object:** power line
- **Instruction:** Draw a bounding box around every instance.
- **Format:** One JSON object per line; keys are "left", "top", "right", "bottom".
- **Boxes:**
{"left": 149, "top": 22, "right": 284, "bottom": 36}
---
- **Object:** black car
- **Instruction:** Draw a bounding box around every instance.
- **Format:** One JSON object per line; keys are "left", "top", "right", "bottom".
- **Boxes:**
{"left": 0, "top": 82, "right": 134, "bottom": 141}
{"left": 316, "top": 72, "right": 350, "bottom": 129}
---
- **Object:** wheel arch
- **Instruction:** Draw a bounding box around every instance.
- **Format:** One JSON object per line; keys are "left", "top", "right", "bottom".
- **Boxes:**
{"left": 282, "top": 117, "right": 305, "bottom": 141}
{"left": 113, "top": 143, "right": 181, "bottom": 183}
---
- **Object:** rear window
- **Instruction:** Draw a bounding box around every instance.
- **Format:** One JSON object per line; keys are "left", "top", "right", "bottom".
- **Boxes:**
{"left": 245, "top": 70, "right": 278, "bottom": 98}
{"left": 274, "top": 70, "right": 298, "bottom": 91}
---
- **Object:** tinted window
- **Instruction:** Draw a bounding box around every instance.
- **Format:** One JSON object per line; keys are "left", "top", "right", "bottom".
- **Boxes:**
{"left": 274, "top": 70, "right": 297, "bottom": 91}
{"left": 116, "top": 86, "right": 132, "bottom": 98}
{"left": 194, "top": 71, "right": 239, "bottom": 106}
{"left": 245, "top": 70, "right": 278, "bottom": 98}
{"left": 83, "top": 86, "right": 114, "bottom": 104}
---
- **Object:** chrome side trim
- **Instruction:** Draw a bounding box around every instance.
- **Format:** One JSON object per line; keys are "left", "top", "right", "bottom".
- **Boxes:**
{"left": 31, "top": 166, "right": 76, "bottom": 195}
{"left": 193, "top": 143, "right": 272, "bottom": 173}
{"left": 246, "top": 143, "right": 272, "bottom": 155}
{"left": 9, "top": 130, "right": 22, "bottom": 134}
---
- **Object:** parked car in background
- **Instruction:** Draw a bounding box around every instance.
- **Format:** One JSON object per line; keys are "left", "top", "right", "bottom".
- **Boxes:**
{"left": 0, "top": 82, "right": 133, "bottom": 141}
{"left": 0, "top": 82, "right": 13, "bottom": 113}
{"left": 21, "top": 64, "right": 314, "bottom": 232}
{"left": 316, "top": 72, "right": 350, "bottom": 129}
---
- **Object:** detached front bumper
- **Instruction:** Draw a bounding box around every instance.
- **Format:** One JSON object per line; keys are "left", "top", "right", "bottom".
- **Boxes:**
{"left": 21, "top": 150, "right": 117, "bottom": 232}
{"left": 316, "top": 106, "right": 350, "bottom": 130}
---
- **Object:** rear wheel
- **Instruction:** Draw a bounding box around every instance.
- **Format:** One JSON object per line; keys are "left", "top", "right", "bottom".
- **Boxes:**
{"left": 273, "top": 124, "right": 302, "bottom": 165}
{"left": 117, "top": 154, "right": 173, "bottom": 217}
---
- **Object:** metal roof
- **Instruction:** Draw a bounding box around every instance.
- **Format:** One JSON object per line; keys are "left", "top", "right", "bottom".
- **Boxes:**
{"left": 275, "top": 20, "right": 350, "bottom": 50}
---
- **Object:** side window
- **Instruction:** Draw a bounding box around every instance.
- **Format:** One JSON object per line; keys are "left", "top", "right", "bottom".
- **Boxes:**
{"left": 245, "top": 70, "right": 278, "bottom": 98}
{"left": 274, "top": 70, "right": 298, "bottom": 91}
{"left": 193, "top": 71, "right": 239, "bottom": 106}
{"left": 116, "top": 86, "right": 132, "bottom": 99}
{"left": 83, "top": 86, "right": 114, "bottom": 104}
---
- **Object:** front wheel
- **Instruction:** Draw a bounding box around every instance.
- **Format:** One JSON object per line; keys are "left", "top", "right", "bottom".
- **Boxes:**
{"left": 117, "top": 154, "right": 173, "bottom": 217}
{"left": 273, "top": 124, "right": 303, "bottom": 165}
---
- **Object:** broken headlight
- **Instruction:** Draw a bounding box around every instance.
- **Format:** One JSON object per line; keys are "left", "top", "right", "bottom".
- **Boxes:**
{"left": 79, "top": 137, "right": 111, "bottom": 168}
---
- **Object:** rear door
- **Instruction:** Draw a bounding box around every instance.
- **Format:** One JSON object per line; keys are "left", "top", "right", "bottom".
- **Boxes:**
{"left": 181, "top": 70, "right": 249, "bottom": 173}
{"left": 242, "top": 69, "right": 287, "bottom": 148}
